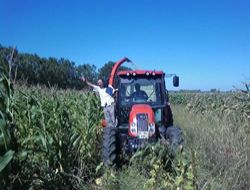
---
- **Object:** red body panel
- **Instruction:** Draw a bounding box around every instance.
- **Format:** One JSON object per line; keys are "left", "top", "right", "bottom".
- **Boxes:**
{"left": 129, "top": 104, "right": 155, "bottom": 137}
{"left": 108, "top": 57, "right": 131, "bottom": 86}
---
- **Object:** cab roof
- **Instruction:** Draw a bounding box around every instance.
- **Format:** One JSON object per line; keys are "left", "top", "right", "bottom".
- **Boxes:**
{"left": 117, "top": 70, "right": 165, "bottom": 76}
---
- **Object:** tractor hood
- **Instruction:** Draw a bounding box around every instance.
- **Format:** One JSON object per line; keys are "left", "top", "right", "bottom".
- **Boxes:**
{"left": 128, "top": 104, "right": 156, "bottom": 138}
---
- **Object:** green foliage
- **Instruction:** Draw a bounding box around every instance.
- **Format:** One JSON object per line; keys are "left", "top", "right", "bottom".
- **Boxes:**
{"left": 171, "top": 88, "right": 250, "bottom": 189}
{"left": 95, "top": 143, "right": 196, "bottom": 190}
{"left": 0, "top": 75, "right": 18, "bottom": 190}
{"left": 131, "top": 143, "right": 195, "bottom": 190}
{"left": 0, "top": 46, "right": 15, "bottom": 77}
{"left": 0, "top": 45, "right": 95, "bottom": 89}
{"left": 0, "top": 85, "right": 104, "bottom": 189}
{"left": 76, "top": 64, "right": 97, "bottom": 83}
{"left": 2, "top": 84, "right": 248, "bottom": 189}
{"left": 0, "top": 75, "right": 15, "bottom": 165}
{"left": 0, "top": 44, "right": 132, "bottom": 89}
{"left": 0, "top": 81, "right": 198, "bottom": 189}
{"left": 170, "top": 91, "right": 249, "bottom": 132}
{"left": 169, "top": 92, "right": 194, "bottom": 105}
{"left": 0, "top": 150, "right": 14, "bottom": 173}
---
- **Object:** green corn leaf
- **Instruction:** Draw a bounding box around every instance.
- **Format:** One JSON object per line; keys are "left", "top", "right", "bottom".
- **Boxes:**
{"left": 0, "top": 118, "right": 11, "bottom": 150}
{"left": 0, "top": 150, "right": 14, "bottom": 172}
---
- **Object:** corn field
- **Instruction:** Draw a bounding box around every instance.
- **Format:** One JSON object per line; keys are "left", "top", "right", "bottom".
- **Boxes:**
{"left": 1, "top": 73, "right": 249, "bottom": 189}
{"left": 170, "top": 89, "right": 250, "bottom": 190}
{"left": 170, "top": 91, "right": 250, "bottom": 121}
{"left": 0, "top": 75, "right": 104, "bottom": 189}
{"left": 1, "top": 76, "right": 196, "bottom": 190}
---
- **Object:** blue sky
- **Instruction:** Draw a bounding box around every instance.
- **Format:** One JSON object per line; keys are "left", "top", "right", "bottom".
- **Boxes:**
{"left": 0, "top": 0, "right": 249, "bottom": 91}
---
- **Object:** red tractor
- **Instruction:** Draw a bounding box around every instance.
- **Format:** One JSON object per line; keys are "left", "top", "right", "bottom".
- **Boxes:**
{"left": 103, "top": 58, "right": 183, "bottom": 166}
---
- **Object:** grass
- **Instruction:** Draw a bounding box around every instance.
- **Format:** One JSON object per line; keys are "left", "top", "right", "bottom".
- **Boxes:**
{"left": 172, "top": 105, "right": 250, "bottom": 190}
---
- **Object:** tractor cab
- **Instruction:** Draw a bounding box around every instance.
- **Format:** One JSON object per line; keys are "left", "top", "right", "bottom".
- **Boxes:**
{"left": 113, "top": 70, "right": 177, "bottom": 153}
{"left": 116, "top": 70, "right": 168, "bottom": 127}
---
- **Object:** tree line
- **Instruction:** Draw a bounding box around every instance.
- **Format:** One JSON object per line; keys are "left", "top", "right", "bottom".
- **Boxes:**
{"left": 0, "top": 44, "right": 130, "bottom": 89}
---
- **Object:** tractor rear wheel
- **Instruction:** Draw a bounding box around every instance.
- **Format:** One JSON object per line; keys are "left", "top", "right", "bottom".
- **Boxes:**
{"left": 102, "top": 127, "right": 118, "bottom": 167}
{"left": 165, "top": 105, "right": 173, "bottom": 127}
{"left": 165, "top": 126, "right": 184, "bottom": 152}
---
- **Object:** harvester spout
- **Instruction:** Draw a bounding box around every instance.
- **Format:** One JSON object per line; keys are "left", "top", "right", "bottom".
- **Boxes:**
{"left": 108, "top": 57, "right": 131, "bottom": 86}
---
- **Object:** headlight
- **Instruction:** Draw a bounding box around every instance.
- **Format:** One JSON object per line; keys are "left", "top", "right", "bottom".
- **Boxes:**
{"left": 131, "top": 122, "right": 136, "bottom": 128}
{"left": 148, "top": 123, "right": 155, "bottom": 136}
{"left": 129, "top": 118, "right": 137, "bottom": 137}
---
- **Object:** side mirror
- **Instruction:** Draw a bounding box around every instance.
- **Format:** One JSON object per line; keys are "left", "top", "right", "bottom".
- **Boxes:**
{"left": 173, "top": 75, "right": 179, "bottom": 87}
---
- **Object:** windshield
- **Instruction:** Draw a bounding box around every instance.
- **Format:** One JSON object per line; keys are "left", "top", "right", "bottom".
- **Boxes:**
{"left": 119, "top": 77, "right": 163, "bottom": 106}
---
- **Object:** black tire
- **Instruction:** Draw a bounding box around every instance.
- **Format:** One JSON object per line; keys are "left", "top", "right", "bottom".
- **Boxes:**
{"left": 165, "top": 126, "right": 184, "bottom": 152}
{"left": 165, "top": 105, "right": 173, "bottom": 127}
{"left": 102, "top": 127, "right": 118, "bottom": 167}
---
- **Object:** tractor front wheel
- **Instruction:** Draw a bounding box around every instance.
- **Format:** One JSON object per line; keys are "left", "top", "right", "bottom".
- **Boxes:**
{"left": 102, "top": 127, "right": 118, "bottom": 167}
